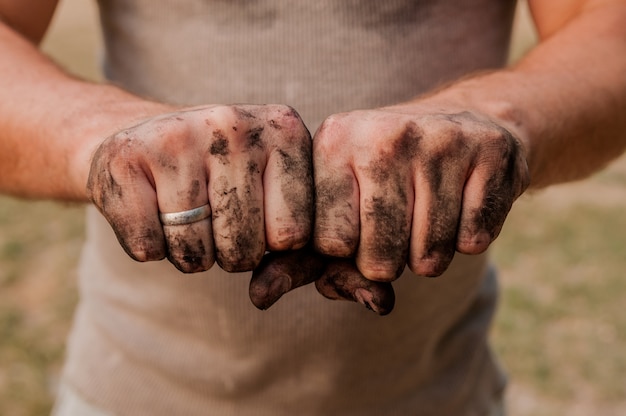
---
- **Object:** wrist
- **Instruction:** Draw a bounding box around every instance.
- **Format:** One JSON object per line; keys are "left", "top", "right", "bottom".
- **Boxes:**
{"left": 401, "top": 72, "right": 533, "bottom": 180}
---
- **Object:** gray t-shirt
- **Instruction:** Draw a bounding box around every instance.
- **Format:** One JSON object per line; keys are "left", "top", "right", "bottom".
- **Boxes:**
{"left": 63, "top": 1, "right": 516, "bottom": 414}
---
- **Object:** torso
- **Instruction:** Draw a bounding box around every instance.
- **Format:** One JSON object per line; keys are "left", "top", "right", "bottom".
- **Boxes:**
{"left": 65, "top": 1, "right": 516, "bottom": 414}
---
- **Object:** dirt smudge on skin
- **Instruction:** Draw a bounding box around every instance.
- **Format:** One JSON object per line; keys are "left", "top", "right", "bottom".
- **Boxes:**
{"left": 276, "top": 138, "right": 314, "bottom": 246}
{"left": 247, "top": 160, "right": 260, "bottom": 175}
{"left": 393, "top": 121, "right": 421, "bottom": 162}
{"left": 87, "top": 137, "right": 167, "bottom": 262}
{"left": 189, "top": 179, "right": 202, "bottom": 202}
{"left": 233, "top": 106, "right": 257, "bottom": 120}
{"left": 165, "top": 231, "right": 209, "bottom": 273}
{"left": 314, "top": 175, "right": 357, "bottom": 253}
{"left": 469, "top": 132, "right": 526, "bottom": 239}
{"left": 362, "top": 194, "right": 409, "bottom": 276}
{"left": 245, "top": 126, "right": 265, "bottom": 150}
{"left": 210, "top": 131, "right": 230, "bottom": 156}
{"left": 212, "top": 176, "right": 264, "bottom": 272}
{"left": 268, "top": 119, "right": 282, "bottom": 130}
{"left": 315, "top": 260, "right": 396, "bottom": 315}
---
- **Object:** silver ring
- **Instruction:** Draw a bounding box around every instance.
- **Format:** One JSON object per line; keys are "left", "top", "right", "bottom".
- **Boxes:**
{"left": 159, "top": 204, "right": 211, "bottom": 226}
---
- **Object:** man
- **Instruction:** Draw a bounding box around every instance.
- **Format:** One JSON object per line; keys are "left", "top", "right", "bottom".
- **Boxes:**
{"left": 1, "top": 0, "right": 625, "bottom": 415}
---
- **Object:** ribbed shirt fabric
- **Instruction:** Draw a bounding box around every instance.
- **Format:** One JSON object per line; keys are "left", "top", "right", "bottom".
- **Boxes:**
{"left": 63, "top": 1, "right": 517, "bottom": 414}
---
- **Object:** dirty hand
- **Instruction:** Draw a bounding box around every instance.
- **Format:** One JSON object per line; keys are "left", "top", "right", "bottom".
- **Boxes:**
{"left": 312, "top": 105, "right": 530, "bottom": 281}
{"left": 250, "top": 105, "right": 529, "bottom": 315}
{"left": 87, "top": 104, "right": 313, "bottom": 273}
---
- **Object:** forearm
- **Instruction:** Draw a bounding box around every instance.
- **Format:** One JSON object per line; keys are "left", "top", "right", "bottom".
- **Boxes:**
{"left": 417, "top": 2, "right": 626, "bottom": 188}
{"left": 0, "top": 22, "right": 170, "bottom": 201}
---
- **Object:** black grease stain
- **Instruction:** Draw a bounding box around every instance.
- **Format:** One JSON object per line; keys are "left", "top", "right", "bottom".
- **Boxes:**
{"left": 417, "top": 124, "right": 468, "bottom": 269}
{"left": 315, "top": 176, "right": 354, "bottom": 222}
{"left": 358, "top": 123, "right": 422, "bottom": 273}
{"left": 245, "top": 126, "right": 265, "bottom": 150}
{"left": 277, "top": 149, "right": 296, "bottom": 172}
{"left": 157, "top": 154, "right": 178, "bottom": 172}
{"left": 366, "top": 158, "right": 392, "bottom": 184}
{"left": 116, "top": 224, "right": 165, "bottom": 262}
{"left": 363, "top": 195, "right": 409, "bottom": 276}
{"left": 469, "top": 131, "right": 523, "bottom": 239}
{"left": 277, "top": 138, "right": 314, "bottom": 246}
{"left": 314, "top": 175, "right": 357, "bottom": 252}
{"left": 247, "top": 160, "right": 260, "bottom": 175}
{"left": 233, "top": 106, "right": 257, "bottom": 120}
{"left": 189, "top": 179, "right": 201, "bottom": 202}
{"left": 87, "top": 137, "right": 166, "bottom": 262}
{"left": 209, "top": 132, "right": 230, "bottom": 156}
{"left": 212, "top": 178, "right": 264, "bottom": 272}
{"left": 393, "top": 121, "right": 421, "bottom": 162}
{"left": 166, "top": 233, "right": 208, "bottom": 273}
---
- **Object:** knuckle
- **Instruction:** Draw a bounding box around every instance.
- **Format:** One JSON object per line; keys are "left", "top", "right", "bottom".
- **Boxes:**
{"left": 267, "top": 226, "right": 309, "bottom": 251}
{"left": 269, "top": 110, "right": 310, "bottom": 143}
{"left": 315, "top": 113, "right": 348, "bottom": 143}
{"left": 314, "top": 235, "right": 356, "bottom": 258}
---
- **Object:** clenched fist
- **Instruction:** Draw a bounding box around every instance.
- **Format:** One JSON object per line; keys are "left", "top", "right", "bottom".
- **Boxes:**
{"left": 313, "top": 105, "right": 530, "bottom": 281}
{"left": 250, "top": 105, "right": 529, "bottom": 316}
{"left": 87, "top": 104, "right": 313, "bottom": 273}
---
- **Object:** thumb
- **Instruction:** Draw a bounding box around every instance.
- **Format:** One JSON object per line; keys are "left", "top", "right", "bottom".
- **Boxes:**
{"left": 249, "top": 247, "right": 395, "bottom": 315}
{"left": 315, "top": 260, "right": 396, "bottom": 316}
{"left": 249, "top": 246, "right": 326, "bottom": 310}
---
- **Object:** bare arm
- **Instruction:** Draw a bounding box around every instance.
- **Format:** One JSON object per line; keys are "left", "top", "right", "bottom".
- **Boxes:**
{"left": 0, "top": 0, "right": 58, "bottom": 43}
{"left": 0, "top": 1, "right": 386, "bottom": 314}
{"left": 432, "top": 0, "right": 626, "bottom": 188}
{"left": 0, "top": 1, "right": 170, "bottom": 200}
{"left": 0, "top": 2, "right": 313, "bottom": 275}
{"left": 311, "top": 0, "right": 626, "bottom": 282}
{"left": 246, "top": 0, "right": 626, "bottom": 314}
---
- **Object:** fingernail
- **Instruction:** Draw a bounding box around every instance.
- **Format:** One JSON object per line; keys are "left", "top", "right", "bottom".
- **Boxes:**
{"left": 354, "top": 288, "right": 379, "bottom": 314}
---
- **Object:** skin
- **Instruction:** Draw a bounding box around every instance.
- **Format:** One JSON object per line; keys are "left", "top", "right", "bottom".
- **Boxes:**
{"left": 313, "top": 108, "right": 529, "bottom": 280}
{"left": 86, "top": 104, "right": 313, "bottom": 273}
{"left": 1, "top": 0, "right": 625, "bottom": 314}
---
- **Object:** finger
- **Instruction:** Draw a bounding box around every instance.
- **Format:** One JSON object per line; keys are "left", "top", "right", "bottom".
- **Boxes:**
{"left": 263, "top": 105, "right": 314, "bottom": 251}
{"left": 315, "top": 260, "right": 396, "bottom": 316}
{"left": 156, "top": 175, "right": 214, "bottom": 273}
{"left": 313, "top": 119, "right": 360, "bottom": 257}
{"left": 354, "top": 167, "right": 413, "bottom": 282}
{"left": 249, "top": 246, "right": 327, "bottom": 310}
{"left": 161, "top": 214, "right": 214, "bottom": 274}
{"left": 137, "top": 116, "right": 214, "bottom": 273}
{"left": 408, "top": 157, "right": 465, "bottom": 277}
{"left": 207, "top": 124, "right": 266, "bottom": 272}
{"left": 456, "top": 135, "right": 529, "bottom": 254}
{"left": 87, "top": 135, "right": 167, "bottom": 262}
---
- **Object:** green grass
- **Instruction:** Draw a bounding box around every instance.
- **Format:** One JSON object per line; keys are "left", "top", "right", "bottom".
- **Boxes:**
{"left": 0, "top": 197, "right": 84, "bottom": 415}
{"left": 492, "top": 182, "right": 626, "bottom": 412}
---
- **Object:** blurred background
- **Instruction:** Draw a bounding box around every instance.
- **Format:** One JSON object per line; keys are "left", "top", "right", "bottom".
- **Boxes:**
{"left": 0, "top": 1, "right": 624, "bottom": 415}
